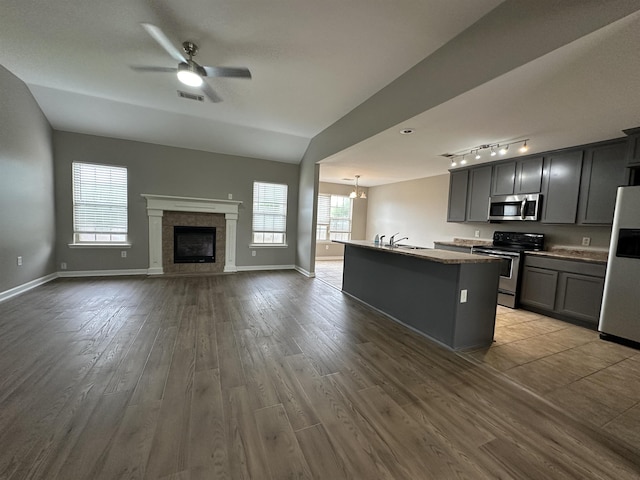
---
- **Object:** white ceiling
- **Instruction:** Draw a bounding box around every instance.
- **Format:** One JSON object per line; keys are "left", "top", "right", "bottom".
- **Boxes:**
{"left": 320, "top": 9, "right": 640, "bottom": 186}
{"left": 2, "top": 2, "right": 639, "bottom": 187}
{"left": 0, "top": 0, "right": 502, "bottom": 164}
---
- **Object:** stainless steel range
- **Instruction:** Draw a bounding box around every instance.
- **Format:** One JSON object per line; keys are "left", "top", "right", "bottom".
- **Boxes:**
{"left": 472, "top": 231, "right": 545, "bottom": 308}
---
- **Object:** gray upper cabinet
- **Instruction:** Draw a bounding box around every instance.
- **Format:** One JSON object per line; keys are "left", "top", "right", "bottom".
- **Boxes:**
{"left": 515, "top": 157, "right": 543, "bottom": 194}
{"left": 624, "top": 127, "right": 640, "bottom": 166}
{"left": 447, "top": 170, "right": 468, "bottom": 222}
{"left": 577, "top": 141, "right": 628, "bottom": 225}
{"left": 490, "top": 157, "right": 542, "bottom": 196}
{"left": 491, "top": 162, "right": 516, "bottom": 196}
{"left": 466, "top": 165, "right": 492, "bottom": 222}
{"left": 540, "top": 150, "right": 583, "bottom": 224}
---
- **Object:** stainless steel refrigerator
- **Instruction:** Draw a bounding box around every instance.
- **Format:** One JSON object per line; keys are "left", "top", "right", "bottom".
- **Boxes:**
{"left": 599, "top": 186, "right": 640, "bottom": 344}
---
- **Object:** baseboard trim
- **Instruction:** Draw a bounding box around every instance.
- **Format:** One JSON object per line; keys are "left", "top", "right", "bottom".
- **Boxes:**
{"left": 236, "top": 265, "right": 296, "bottom": 272}
{"left": 294, "top": 266, "right": 315, "bottom": 278}
{"left": 57, "top": 269, "right": 149, "bottom": 278}
{"left": 0, "top": 273, "right": 58, "bottom": 303}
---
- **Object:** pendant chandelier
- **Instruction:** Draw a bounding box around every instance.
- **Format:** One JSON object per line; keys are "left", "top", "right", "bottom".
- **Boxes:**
{"left": 349, "top": 175, "right": 367, "bottom": 199}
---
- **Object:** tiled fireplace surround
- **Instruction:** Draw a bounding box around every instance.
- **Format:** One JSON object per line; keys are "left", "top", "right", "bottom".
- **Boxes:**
{"left": 141, "top": 195, "right": 241, "bottom": 275}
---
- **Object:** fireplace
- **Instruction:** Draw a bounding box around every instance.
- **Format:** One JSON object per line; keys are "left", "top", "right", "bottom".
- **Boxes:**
{"left": 141, "top": 194, "right": 241, "bottom": 274}
{"left": 174, "top": 226, "right": 216, "bottom": 263}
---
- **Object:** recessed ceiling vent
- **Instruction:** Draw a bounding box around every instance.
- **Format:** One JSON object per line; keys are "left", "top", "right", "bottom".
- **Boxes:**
{"left": 177, "top": 90, "right": 204, "bottom": 102}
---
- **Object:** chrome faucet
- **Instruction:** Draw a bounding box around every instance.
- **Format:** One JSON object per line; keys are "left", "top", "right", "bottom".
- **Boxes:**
{"left": 388, "top": 232, "right": 400, "bottom": 246}
{"left": 379, "top": 235, "right": 386, "bottom": 246}
{"left": 394, "top": 236, "right": 409, "bottom": 246}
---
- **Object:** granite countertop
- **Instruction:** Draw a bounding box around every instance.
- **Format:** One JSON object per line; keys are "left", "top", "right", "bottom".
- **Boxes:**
{"left": 334, "top": 240, "right": 501, "bottom": 265}
{"left": 525, "top": 247, "right": 608, "bottom": 264}
{"left": 433, "top": 238, "right": 493, "bottom": 248}
{"left": 434, "top": 238, "right": 608, "bottom": 264}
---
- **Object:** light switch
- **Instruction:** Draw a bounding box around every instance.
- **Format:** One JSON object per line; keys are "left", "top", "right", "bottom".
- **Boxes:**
{"left": 460, "top": 289, "right": 468, "bottom": 303}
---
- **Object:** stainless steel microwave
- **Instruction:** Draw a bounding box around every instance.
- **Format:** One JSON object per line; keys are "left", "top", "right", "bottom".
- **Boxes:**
{"left": 488, "top": 193, "right": 542, "bottom": 221}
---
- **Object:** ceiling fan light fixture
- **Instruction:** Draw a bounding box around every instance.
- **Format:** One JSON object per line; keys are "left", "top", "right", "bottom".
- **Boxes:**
{"left": 177, "top": 63, "right": 203, "bottom": 87}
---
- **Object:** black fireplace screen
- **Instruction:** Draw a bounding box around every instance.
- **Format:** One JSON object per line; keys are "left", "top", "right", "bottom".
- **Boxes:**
{"left": 173, "top": 226, "right": 216, "bottom": 263}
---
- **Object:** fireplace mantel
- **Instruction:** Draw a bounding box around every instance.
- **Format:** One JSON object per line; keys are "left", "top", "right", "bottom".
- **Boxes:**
{"left": 141, "top": 194, "right": 242, "bottom": 274}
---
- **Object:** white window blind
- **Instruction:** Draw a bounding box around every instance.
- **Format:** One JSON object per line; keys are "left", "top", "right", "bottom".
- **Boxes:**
{"left": 72, "top": 162, "right": 128, "bottom": 243}
{"left": 316, "top": 194, "right": 352, "bottom": 241}
{"left": 252, "top": 181, "right": 288, "bottom": 244}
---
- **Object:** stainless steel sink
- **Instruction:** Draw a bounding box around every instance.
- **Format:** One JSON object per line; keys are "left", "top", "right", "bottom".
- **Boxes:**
{"left": 396, "top": 244, "right": 429, "bottom": 250}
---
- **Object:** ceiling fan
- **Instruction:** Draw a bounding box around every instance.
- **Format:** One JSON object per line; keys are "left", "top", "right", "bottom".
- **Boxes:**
{"left": 132, "top": 23, "right": 251, "bottom": 103}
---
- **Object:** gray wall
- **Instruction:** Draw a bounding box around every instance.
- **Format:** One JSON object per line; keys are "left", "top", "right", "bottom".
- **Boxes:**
{"left": 0, "top": 66, "right": 56, "bottom": 293}
{"left": 53, "top": 131, "right": 299, "bottom": 272}
{"left": 296, "top": 0, "right": 640, "bottom": 274}
{"left": 315, "top": 181, "right": 368, "bottom": 258}
{"left": 366, "top": 174, "right": 612, "bottom": 250}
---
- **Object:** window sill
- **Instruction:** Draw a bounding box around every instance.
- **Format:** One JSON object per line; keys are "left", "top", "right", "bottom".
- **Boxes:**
{"left": 68, "top": 243, "right": 132, "bottom": 249}
{"left": 249, "top": 243, "right": 289, "bottom": 248}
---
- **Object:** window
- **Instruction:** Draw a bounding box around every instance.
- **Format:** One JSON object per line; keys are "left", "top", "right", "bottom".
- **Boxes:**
{"left": 252, "top": 181, "right": 288, "bottom": 245}
{"left": 316, "top": 194, "right": 352, "bottom": 241}
{"left": 72, "top": 162, "right": 128, "bottom": 244}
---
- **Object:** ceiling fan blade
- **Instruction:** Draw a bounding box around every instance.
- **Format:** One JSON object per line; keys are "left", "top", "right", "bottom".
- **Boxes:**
{"left": 141, "top": 23, "right": 186, "bottom": 63}
{"left": 200, "top": 82, "right": 223, "bottom": 103}
{"left": 130, "top": 66, "right": 178, "bottom": 73}
{"left": 202, "top": 66, "right": 252, "bottom": 79}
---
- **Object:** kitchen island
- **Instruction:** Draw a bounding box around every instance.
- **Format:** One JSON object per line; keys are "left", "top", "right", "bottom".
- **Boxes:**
{"left": 334, "top": 240, "right": 501, "bottom": 350}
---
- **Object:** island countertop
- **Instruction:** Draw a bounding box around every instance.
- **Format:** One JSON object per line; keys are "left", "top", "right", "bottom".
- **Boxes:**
{"left": 333, "top": 240, "right": 501, "bottom": 265}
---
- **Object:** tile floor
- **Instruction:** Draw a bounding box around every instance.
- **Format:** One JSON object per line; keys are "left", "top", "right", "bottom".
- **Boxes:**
{"left": 314, "top": 259, "right": 344, "bottom": 290}
{"left": 315, "top": 257, "right": 640, "bottom": 450}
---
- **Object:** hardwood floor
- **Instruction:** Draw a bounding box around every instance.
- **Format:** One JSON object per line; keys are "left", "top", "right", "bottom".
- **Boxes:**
{"left": 1, "top": 272, "right": 639, "bottom": 479}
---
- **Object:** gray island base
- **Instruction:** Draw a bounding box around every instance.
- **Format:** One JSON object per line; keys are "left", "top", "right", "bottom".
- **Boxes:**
{"left": 337, "top": 241, "right": 501, "bottom": 350}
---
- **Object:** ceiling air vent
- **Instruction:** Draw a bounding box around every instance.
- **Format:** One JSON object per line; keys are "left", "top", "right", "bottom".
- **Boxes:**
{"left": 177, "top": 90, "right": 205, "bottom": 102}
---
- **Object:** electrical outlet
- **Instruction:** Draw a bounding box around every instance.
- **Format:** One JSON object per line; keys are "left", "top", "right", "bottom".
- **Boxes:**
{"left": 252, "top": 250, "right": 256, "bottom": 257}
{"left": 121, "top": 250, "right": 127, "bottom": 258}
{"left": 17, "top": 256, "right": 23, "bottom": 266}
{"left": 325, "top": 245, "right": 329, "bottom": 250}
{"left": 61, "top": 262, "right": 67, "bottom": 270}
{"left": 474, "top": 230, "right": 480, "bottom": 238}
{"left": 582, "top": 237, "right": 591, "bottom": 246}
{"left": 460, "top": 289, "right": 468, "bottom": 303}
{"left": 228, "top": 193, "right": 233, "bottom": 200}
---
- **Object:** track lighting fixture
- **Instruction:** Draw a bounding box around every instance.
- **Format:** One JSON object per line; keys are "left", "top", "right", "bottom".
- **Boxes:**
{"left": 444, "top": 139, "right": 531, "bottom": 168}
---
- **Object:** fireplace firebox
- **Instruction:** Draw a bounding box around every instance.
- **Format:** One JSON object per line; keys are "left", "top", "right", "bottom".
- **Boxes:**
{"left": 173, "top": 226, "right": 216, "bottom": 263}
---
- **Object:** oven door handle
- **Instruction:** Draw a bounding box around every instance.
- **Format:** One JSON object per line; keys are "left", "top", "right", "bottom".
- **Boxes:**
{"left": 472, "top": 249, "right": 520, "bottom": 258}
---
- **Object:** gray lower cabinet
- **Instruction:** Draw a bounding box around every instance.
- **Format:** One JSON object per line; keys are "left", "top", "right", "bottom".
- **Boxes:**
{"left": 555, "top": 272, "right": 605, "bottom": 324}
{"left": 466, "top": 165, "right": 492, "bottom": 222}
{"left": 540, "top": 150, "right": 584, "bottom": 224}
{"left": 447, "top": 170, "right": 469, "bottom": 222}
{"left": 520, "top": 255, "right": 606, "bottom": 326}
{"left": 520, "top": 266, "right": 558, "bottom": 310}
